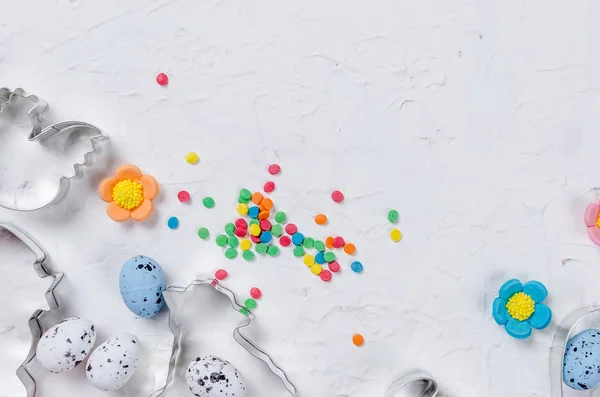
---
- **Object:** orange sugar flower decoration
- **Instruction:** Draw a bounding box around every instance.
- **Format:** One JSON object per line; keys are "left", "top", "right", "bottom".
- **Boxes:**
{"left": 98, "top": 164, "right": 159, "bottom": 222}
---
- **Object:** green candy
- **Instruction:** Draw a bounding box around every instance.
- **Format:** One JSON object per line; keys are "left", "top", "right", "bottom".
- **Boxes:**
{"left": 238, "top": 196, "right": 250, "bottom": 204}
{"left": 274, "top": 211, "right": 287, "bottom": 224}
{"left": 303, "top": 237, "right": 314, "bottom": 249}
{"left": 239, "top": 188, "right": 252, "bottom": 200}
{"left": 239, "top": 308, "right": 249, "bottom": 316}
{"left": 255, "top": 243, "right": 268, "bottom": 254}
{"left": 228, "top": 236, "right": 239, "bottom": 248}
{"left": 203, "top": 196, "right": 215, "bottom": 208}
{"left": 197, "top": 227, "right": 209, "bottom": 240}
{"left": 267, "top": 245, "right": 280, "bottom": 257}
{"left": 293, "top": 246, "right": 305, "bottom": 257}
{"left": 225, "top": 223, "right": 235, "bottom": 236}
{"left": 216, "top": 234, "right": 228, "bottom": 247}
{"left": 242, "top": 250, "right": 255, "bottom": 261}
{"left": 314, "top": 240, "right": 325, "bottom": 252}
{"left": 388, "top": 209, "right": 399, "bottom": 223}
{"left": 245, "top": 298, "right": 257, "bottom": 309}
{"left": 224, "top": 248, "right": 238, "bottom": 259}
{"left": 270, "top": 224, "right": 283, "bottom": 237}
{"left": 324, "top": 252, "right": 336, "bottom": 262}
{"left": 249, "top": 219, "right": 259, "bottom": 227}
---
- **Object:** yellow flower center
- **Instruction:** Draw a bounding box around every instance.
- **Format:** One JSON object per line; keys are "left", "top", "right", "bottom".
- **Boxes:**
{"left": 112, "top": 180, "right": 144, "bottom": 210}
{"left": 596, "top": 213, "right": 600, "bottom": 228}
{"left": 506, "top": 292, "right": 535, "bottom": 321}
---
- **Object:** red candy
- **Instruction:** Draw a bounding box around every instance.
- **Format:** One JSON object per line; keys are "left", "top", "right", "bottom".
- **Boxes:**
{"left": 260, "top": 219, "right": 272, "bottom": 231}
{"left": 264, "top": 181, "right": 275, "bottom": 193}
{"left": 234, "top": 227, "right": 247, "bottom": 237}
{"left": 251, "top": 234, "right": 261, "bottom": 243}
{"left": 235, "top": 218, "right": 248, "bottom": 229}
{"left": 178, "top": 190, "right": 191, "bottom": 203}
{"left": 328, "top": 261, "right": 340, "bottom": 273}
{"left": 331, "top": 190, "right": 344, "bottom": 203}
{"left": 268, "top": 164, "right": 281, "bottom": 175}
{"left": 156, "top": 72, "right": 169, "bottom": 86}
{"left": 285, "top": 223, "right": 298, "bottom": 235}
{"left": 279, "top": 236, "right": 291, "bottom": 246}
{"left": 250, "top": 287, "right": 262, "bottom": 299}
{"left": 215, "top": 269, "right": 228, "bottom": 280}
{"left": 320, "top": 269, "right": 332, "bottom": 282}
{"left": 333, "top": 236, "right": 345, "bottom": 249}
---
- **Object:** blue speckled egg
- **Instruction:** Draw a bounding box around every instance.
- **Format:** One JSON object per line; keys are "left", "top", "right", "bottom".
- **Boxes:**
{"left": 563, "top": 329, "right": 600, "bottom": 390}
{"left": 119, "top": 255, "right": 166, "bottom": 318}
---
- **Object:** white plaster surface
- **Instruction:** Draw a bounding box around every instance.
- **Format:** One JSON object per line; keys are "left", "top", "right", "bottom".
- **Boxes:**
{"left": 1, "top": 1, "right": 600, "bottom": 396}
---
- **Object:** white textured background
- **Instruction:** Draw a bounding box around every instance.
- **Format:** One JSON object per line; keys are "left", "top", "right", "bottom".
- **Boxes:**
{"left": 2, "top": 1, "right": 600, "bottom": 396}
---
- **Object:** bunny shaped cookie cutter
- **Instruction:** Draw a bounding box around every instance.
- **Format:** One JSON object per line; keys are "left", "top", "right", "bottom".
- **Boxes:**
{"left": 0, "top": 87, "right": 107, "bottom": 211}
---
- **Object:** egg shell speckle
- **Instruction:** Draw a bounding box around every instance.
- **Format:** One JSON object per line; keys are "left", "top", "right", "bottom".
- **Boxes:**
{"left": 86, "top": 333, "right": 140, "bottom": 391}
{"left": 36, "top": 317, "right": 96, "bottom": 373}
{"left": 119, "top": 255, "right": 166, "bottom": 318}
{"left": 185, "top": 356, "right": 247, "bottom": 397}
{"left": 563, "top": 329, "right": 600, "bottom": 390}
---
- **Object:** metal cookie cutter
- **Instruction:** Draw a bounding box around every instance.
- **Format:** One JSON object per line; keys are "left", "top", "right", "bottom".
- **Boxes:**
{"left": 386, "top": 371, "right": 439, "bottom": 397}
{"left": 0, "top": 223, "right": 64, "bottom": 397}
{"left": 152, "top": 278, "right": 297, "bottom": 397}
{"left": 0, "top": 87, "right": 107, "bottom": 211}
{"left": 550, "top": 306, "right": 600, "bottom": 396}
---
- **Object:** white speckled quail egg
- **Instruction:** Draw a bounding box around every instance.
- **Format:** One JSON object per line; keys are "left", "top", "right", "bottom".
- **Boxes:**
{"left": 86, "top": 333, "right": 141, "bottom": 391}
{"left": 185, "top": 356, "right": 247, "bottom": 397}
{"left": 36, "top": 317, "right": 96, "bottom": 373}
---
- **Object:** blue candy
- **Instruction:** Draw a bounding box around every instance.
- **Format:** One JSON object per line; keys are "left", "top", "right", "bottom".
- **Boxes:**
{"left": 119, "top": 255, "right": 166, "bottom": 318}
{"left": 351, "top": 261, "right": 363, "bottom": 273}
{"left": 315, "top": 252, "right": 325, "bottom": 264}
{"left": 292, "top": 232, "right": 304, "bottom": 246}
{"left": 167, "top": 216, "right": 179, "bottom": 229}
{"left": 248, "top": 206, "right": 260, "bottom": 219}
{"left": 260, "top": 231, "right": 272, "bottom": 243}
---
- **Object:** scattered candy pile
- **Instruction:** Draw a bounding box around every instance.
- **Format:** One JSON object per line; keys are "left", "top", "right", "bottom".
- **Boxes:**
{"left": 212, "top": 269, "right": 263, "bottom": 316}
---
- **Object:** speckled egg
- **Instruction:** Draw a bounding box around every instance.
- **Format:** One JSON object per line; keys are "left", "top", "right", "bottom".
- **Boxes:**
{"left": 119, "top": 255, "right": 166, "bottom": 318}
{"left": 36, "top": 317, "right": 96, "bottom": 373}
{"left": 185, "top": 356, "right": 247, "bottom": 397}
{"left": 86, "top": 333, "right": 140, "bottom": 391}
{"left": 563, "top": 329, "right": 600, "bottom": 390}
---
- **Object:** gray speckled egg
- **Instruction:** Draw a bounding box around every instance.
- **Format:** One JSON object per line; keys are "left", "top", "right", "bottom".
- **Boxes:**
{"left": 86, "top": 333, "right": 140, "bottom": 391}
{"left": 36, "top": 317, "right": 96, "bottom": 373}
{"left": 563, "top": 329, "right": 600, "bottom": 390}
{"left": 185, "top": 356, "right": 247, "bottom": 397}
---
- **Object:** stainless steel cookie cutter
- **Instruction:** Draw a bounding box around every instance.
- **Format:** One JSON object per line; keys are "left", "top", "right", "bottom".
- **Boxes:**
{"left": 385, "top": 371, "right": 439, "bottom": 397}
{"left": 0, "top": 223, "right": 64, "bottom": 397}
{"left": 152, "top": 278, "right": 297, "bottom": 397}
{"left": 550, "top": 306, "right": 600, "bottom": 397}
{"left": 0, "top": 87, "right": 107, "bottom": 211}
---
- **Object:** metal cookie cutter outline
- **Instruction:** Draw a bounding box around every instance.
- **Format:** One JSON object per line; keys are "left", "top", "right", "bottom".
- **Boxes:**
{"left": 0, "top": 223, "right": 64, "bottom": 397}
{"left": 151, "top": 278, "right": 297, "bottom": 397}
{"left": 550, "top": 305, "right": 600, "bottom": 396}
{"left": 0, "top": 87, "right": 107, "bottom": 212}
{"left": 385, "top": 371, "right": 439, "bottom": 397}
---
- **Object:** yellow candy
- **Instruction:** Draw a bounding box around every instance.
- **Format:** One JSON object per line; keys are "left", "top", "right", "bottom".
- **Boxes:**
{"left": 390, "top": 228, "right": 402, "bottom": 242}
{"left": 240, "top": 239, "right": 252, "bottom": 251}
{"left": 303, "top": 254, "right": 315, "bottom": 266}
{"left": 185, "top": 152, "right": 199, "bottom": 164}
{"left": 249, "top": 224, "right": 261, "bottom": 236}
{"left": 310, "top": 264, "right": 323, "bottom": 275}
{"left": 237, "top": 203, "right": 249, "bottom": 215}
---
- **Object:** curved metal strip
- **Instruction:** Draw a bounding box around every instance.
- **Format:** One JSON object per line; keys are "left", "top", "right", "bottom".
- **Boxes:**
{"left": 385, "top": 371, "right": 439, "bottom": 397}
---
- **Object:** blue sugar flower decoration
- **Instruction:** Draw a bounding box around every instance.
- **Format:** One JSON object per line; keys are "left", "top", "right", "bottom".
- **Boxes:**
{"left": 492, "top": 279, "right": 552, "bottom": 339}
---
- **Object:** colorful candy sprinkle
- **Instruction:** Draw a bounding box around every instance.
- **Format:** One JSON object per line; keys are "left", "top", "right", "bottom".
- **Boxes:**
{"left": 258, "top": 210, "right": 270, "bottom": 220}
{"left": 310, "top": 264, "right": 323, "bottom": 275}
{"left": 239, "top": 188, "right": 252, "bottom": 201}
{"left": 275, "top": 211, "right": 287, "bottom": 224}
{"left": 203, "top": 196, "right": 215, "bottom": 208}
{"left": 250, "top": 234, "right": 261, "bottom": 243}
{"left": 333, "top": 236, "right": 345, "bottom": 249}
{"left": 320, "top": 269, "right": 332, "bottom": 282}
{"left": 248, "top": 206, "right": 260, "bottom": 219}
{"left": 304, "top": 254, "right": 315, "bottom": 266}
{"left": 242, "top": 250, "right": 255, "bottom": 261}
{"left": 167, "top": 217, "right": 179, "bottom": 229}
{"left": 268, "top": 164, "right": 281, "bottom": 175}
{"left": 260, "top": 219, "right": 272, "bottom": 231}
{"left": 303, "top": 237, "right": 315, "bottom": 249}
{"left": 314, "top": 240, "right": 325, "bottom": 252}
{"left": 285, "top": 223, "right": 298, "bottom": 235}
{"left": 293, "top": 246, "right": 305, "bottom": 257}
{"left": 292, "top": 233, "right": 305, "bottom": 246}
{"left": 215, "top": 269, "right": 228, "bottom": 280}
{"left": 251, "top": 192, "right": 263, "bottom": 204}
{"left": 245, "top": 298, "right": 257, "bottom": 309}
{"left": 344, "top": 243, "right": 356, "bottom": 255}
{"left": 216, "top": 234, "right": 228, "bottom": 247}
{"left": 267, "top": 245, "right": 280, "bottom": 257}
{"left": 239, "top": 308, "right": 249, "bottom": 316}
{"left": 315, "top": 252, "right": 325, "bottom": 264}
{"left": 234, "top": 227, "right": 247, "bottom": 237}
{"left": 390, "top": 228, "right": 402, "bottom": 242}
{"left": 235, "top": 218, "right": 248, "bottom": 229}
{"left": 352, "top": 333, "right": 365, "bottom": 347}
{"left": 249, "top": 224, "right": 261, "bottom": 236}
{"left": 351, "top": 261, "right": 363, "bottom": 273}
{"left": 240, "top": 239, "right": 252, "bottom": 251}
{"left": 249, "top": 219, "right": 259, "bottom": 227}
{"left": 387, "top": 209, "right": 399, "bottom": 223}
{"left": 250, "top": 287, "right": 262, "bottom": 299}
{"left": 324, "top": 252, "right": 336, "bottom": 262}
{"left": 236, "top": 203, "right": 249, "bottom": 215}
{"left": 260, "top": 231, "right": 273, "bottom": 243}
{"left": 270, "top": 224, "right": 283, "bottom": 237}
{"left": 328, "top": 261, "right": 340, "bottom": 273}
{"left": 264, "top": 181, "right": 275, "bottom": 193}
{"left": 315, "top": 214, "right": 328, "bottom": 225}
{"left": 225, "top": 223, "right": 236, "bottom": 236}
{"left": 261, "top": 198, "right": 274, "bottom": 210}
{"left": 178, "top": 190, "right": 191, "bottom": 203}
{"left": 331, "top": 190, "right": 344, "bottom": 203}
{"left": 325, "top": 237, "right": 334, "bottom": 249}
{"left": 228, "top": 236, "right": 239, "bottom": 248}
{"left": 225, "top": 248, "right": 238, "bottom": 259}
{"left": 156, "top": 72, "right": 169, "bottom": 86}
{"left": 197, "top": 227, "right": 209, "bottom": 240}
{"left": 255, "top": 243, "right": 268, "bottom": 254}
{"left": 279, "top": 236, "right": 291, "bottom": 247}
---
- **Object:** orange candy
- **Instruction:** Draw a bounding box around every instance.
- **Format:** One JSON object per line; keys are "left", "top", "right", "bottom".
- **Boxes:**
{"left": 258, "top": 210, "right": 270, "bottom": 220}
{"left": 325, "top": 236, "right": 334, "bottom": 249}
{"left": 344, "top": 243, "right": 356, "bottom": 255}
{"left": 352, "top": 333, "right": 365, "bottom": 347}
{"left": 251, "top": 192, "right": 263, "bottom": 204}
{"left": 315, "top": 214, "right": 328, "bottom": 225}
{"left": 261, "top": 198, "right": 273, "bottom": 210}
